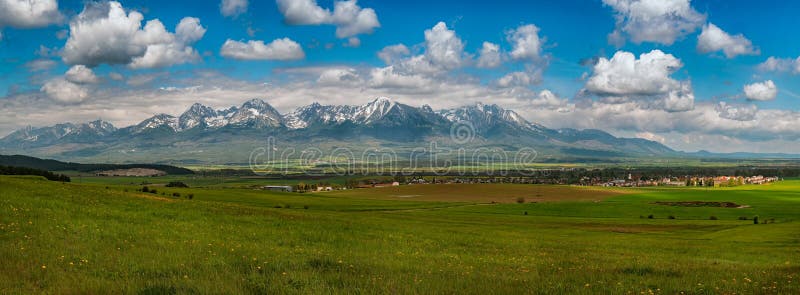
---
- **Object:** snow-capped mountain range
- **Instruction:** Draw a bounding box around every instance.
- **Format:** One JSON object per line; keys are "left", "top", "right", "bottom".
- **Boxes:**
{"left": 0, "top": 97, "right": 677, "bottom": 162}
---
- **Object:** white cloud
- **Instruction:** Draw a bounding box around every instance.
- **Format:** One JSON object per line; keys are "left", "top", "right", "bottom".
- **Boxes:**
{"left": 24, "top": 59, "right": 57, "bottom": 72}
{"left": 276, "top": 0, "right": 330, "bottom": 25}
{"left": 220, "top": 38, "right": 305, "bottom": 61}
{"left": 529, "top": 90, "right": 571, "bottom": 111}
{"left": 377, "top": 22, "right": 468, "bottom": 77}
{"left": 220, "top": 0, "right": 248, "bottom": 18}
{"left": 743, "top": 80, "right": 777, "bottom": 101}
{"left": 477, "top": 42, "right": 501, "bottom": 68}
{"left": 65, "top": 65, "right": 100, "bottom": 84}
{"left": 40, "top": 78, "right": 89, "bottom": 103}
{"left": 62, "top": 2, "right": 205, "bottom": 69}
{"left": 109, "top": 72, "right": 124, "bottom": 81}
{"left": 368, "top": 66, "right": 433, "bottom": 89}
{"left": 0, "top": 0, "right": 63, "bottom": 29}
{"left": 585, "top": 50, "right": 694, "bottom": 112}
{"left": 276, "top": 0, "right": 380, "bottom": 38}
{"left": 508, "top": 24, "right": 543, "bottom": 61}
{"left": 345, "top": 37, "right": 361, "bottom": 47}
{"left": 377, "top": 44, "right": 410, "bottom": 64}
{"left": 697, "top": 23, "right": 758, "bottom": 58}
{"left": 497, "top": 72, "right": 538, "bottom": 88}
{"left": 603, "top": 0, "right": 705, "bottom": 46}
{"left": 586, "top": 50, "right": 682, "bottom": 96}
{"left": 423, "top": 22, "right": 465, "bottom": 71}
{"left": 317, "top": 68, "right": 361, "bottom": 86}
{"left": 330, "top": 0, "right": 380, "bottom": 38}
{"left": 716, "top": 102, "right": 757, "bottom": 121}
{"left": 175, "top": 17, "right": 206, "bottom": 44}
{"left": 758, "top": 56, "right": 800, "bottom": 74}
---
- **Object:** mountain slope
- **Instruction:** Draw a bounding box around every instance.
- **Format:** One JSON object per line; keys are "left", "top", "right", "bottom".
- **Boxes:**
{"left": 0, "top": 97, "right": 679, "bottom": 163}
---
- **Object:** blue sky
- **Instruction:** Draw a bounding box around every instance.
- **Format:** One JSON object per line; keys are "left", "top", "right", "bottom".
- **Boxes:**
{"left": 1, "top": 0, "right": 800, "bottom": 153}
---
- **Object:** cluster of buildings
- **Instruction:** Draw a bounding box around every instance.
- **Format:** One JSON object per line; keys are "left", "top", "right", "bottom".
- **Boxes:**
{"left": 599, "top": 174, "right": 780, "bottom": 187}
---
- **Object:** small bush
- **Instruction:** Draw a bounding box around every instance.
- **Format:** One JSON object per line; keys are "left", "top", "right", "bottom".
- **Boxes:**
{"left": 668, "top": 215, "right": 676, "bottom": 220}
{"left": 150, "top": 189, "right": 158, "bottom": 194}
{"left": 738, "top": 216, "right": 749, "bottom": 220}
{"left": 123, "top": 189, "right": 128, "bottom": 192}
{"left": 647, "top": 214, "right": 654, "bottom": 219}
{"left": 303, "top": 205, "right": 309, "bottom": 210}
{"left": 516, "top": 197, "right": 525, "bottom": 204}
{"left": 524, "top": 211, "right": 528, "bottom": 215}
{"left": 273, "top": 205, "right": 282, "bottom": 208}
{"left": 187, "top": 194, "right": 194, "bottom": 200}
{"left": 166, "top": 181, "right": 189, "bottom": 188}
{"left": 142, "top": 186, "right": 149, "bottom": 192}
{"left": 753, "top": 216, "right": 759, "bottom": 224}
{"left": 709, "top": 216, "right": 718, "bottom": 220}
{"left": 172, "top": 192, "right": 181, "bottom": 197}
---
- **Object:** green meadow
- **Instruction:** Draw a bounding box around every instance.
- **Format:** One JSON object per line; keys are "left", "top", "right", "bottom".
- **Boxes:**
{"left": 1, "top": 175, "right": 798, "bottom": 294}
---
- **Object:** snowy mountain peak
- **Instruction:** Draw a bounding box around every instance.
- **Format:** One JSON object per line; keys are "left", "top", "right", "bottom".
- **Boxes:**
{"left": 83, "top": 120, "right": 117, "bottom": 134}
{"left": 179, "top": 103, "right": 217, "bottom": 130}
{"left": 133, "top": 114, "right": 179, "bottom": 133}
{"left": 354, "top": 97, "right": 398, "bottom": 123}
{"left": 228, "top": 99, "right": 282, "bottom": 127}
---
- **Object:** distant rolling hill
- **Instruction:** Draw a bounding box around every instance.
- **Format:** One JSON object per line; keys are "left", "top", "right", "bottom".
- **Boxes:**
{"left": 0, "top": 154, "right": 194, "bottom": 175}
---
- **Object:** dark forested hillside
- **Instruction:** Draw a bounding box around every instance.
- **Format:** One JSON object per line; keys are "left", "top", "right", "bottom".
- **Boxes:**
{"left": 0, "top": 155, "right": 194, "bottom": 175}
{"left": 0, "top": 165, "right": 71, "bottom": 182}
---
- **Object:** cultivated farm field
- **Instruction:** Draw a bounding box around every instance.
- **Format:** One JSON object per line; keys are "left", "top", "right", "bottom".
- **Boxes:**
{"left": 1, "top": 175, "right": 798, "bottom": 294}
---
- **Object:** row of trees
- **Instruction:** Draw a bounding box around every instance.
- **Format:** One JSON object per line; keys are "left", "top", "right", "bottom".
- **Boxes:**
{"left": 0, "top": 165, "right": 70, "bottom": 182}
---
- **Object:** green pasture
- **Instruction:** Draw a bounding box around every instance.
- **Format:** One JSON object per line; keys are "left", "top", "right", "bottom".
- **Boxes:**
{"left": 1, "top": 176, "right": 797, "bottom": 294}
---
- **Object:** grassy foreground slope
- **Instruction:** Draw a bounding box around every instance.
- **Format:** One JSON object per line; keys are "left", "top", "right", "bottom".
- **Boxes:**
{"left": 1, "top": 176, "right": 798, "bottom": 294}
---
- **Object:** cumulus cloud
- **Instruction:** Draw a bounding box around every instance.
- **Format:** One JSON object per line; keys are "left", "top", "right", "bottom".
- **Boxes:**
{"left": 175, "top": 17, "right": 206, "bottom": 44}
{"left": 62, "top": 1, "right": 205, "bottom": 69}
{"left": 716, "top": 102, "right": 757, "bottom": 121}
{"left": 220, "top": 38, "right": 305, "bottom": 60}
{"left": 0, "top": 0, "right": 63, "bottom": 29}
{"left": 603, "top": 0, "right": 706, "bottom": 46}
{"left": 65, "top": 65, "right": 100, "bottom": 84}
{"left": 220, "top": 0, "right": 248, "bottom": 18}
{"left": 40, "top": 78, "right": 89, "bottom": 103}
{"left": 423, "top": 22, "right": 465, "bottom": 71}
{"left": 276, "top": 0, "right": 380, "bottom": 38}
{"left": 377, "top": 44, "right": 410, "bottom": 64}
{"left": 497, "top": 72, "right": 538, "bottom": 88}
{"left": 697, "top": 23, "right": 758, "bottom": 58}
{"left": 477, "top": 42, "right": 501, "bottom": 68}
{"left": 376, "top": 22, "right": 468, "bottom": 78}
{"left": 758, "top": 56, "right": 800, "bottom": 74}
{"left": 529, "top": 90, "right": 572, "bottom": 111}
{"left": 743, "top": 80, "right": 777, "bottom": 101}
{"left": 585, "top": 50, "right": 694, "bottom": 112}
{"left": 317, "top": 68, "right": 361, "bottom": 86}
{"left": 508, "top": 24, "right": 543, "bottom": 61}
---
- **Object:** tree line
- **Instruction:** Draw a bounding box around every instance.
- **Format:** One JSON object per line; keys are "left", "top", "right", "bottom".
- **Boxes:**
{"left": 0, "top": 165, "right": 71, "bottom": 182}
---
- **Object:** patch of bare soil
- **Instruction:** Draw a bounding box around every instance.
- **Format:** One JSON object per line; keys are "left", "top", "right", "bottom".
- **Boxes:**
{"left": 653, "top": 201, "right": 741, "bottom": 208}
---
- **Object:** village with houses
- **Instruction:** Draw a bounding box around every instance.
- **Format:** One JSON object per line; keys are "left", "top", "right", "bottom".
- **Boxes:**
{"left": 598, "top": 174, "right": 780, "bottom": 187}
{"left": 260, "top": 172, "right": 782, "bottom": 193}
